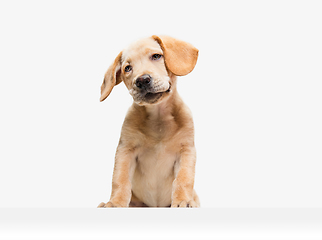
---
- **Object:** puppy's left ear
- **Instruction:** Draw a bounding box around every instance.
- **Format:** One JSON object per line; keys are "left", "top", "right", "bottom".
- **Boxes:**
{"left": 100, "top": 51, "right": 123, "bottom": 102}
{"left": 152, "top": 35, "right": 198, "bottom": 76}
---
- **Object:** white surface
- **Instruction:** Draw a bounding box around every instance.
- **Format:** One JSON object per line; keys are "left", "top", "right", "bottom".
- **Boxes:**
{"left": 0, "top": 1, "right": 322, "bottom": 208}
{"left": 1, "top": 208, "right": 322, "bottom": 240}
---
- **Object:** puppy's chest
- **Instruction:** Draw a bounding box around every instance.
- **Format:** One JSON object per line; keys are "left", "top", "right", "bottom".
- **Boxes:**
{"left": 144, "top": 117, "right": 178, "bottom": 141}
{"left": 136, "top": 142, "right": 178, "bottom": 175}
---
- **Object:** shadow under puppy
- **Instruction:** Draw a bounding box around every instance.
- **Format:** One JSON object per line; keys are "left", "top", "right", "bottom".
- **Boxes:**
{"left": 98, "top": 35, "right": 200, "bottom": 208}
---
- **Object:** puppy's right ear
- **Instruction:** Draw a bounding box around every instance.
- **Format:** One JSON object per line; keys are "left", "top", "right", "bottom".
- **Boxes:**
{"left": 100, "top": 51, "right": 123, "bottom": 102}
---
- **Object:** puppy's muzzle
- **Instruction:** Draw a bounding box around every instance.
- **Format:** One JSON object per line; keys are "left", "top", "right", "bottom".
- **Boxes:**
{"left": 135, "top": 74, "right": 152, "bottom": 90}
{"left": 130, "top": 74, "right": 171, "bottom": 104}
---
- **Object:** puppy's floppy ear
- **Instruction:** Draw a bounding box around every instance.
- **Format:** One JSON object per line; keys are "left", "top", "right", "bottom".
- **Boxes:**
{"left": 100, "top": 51, "right": 123, "bottom": 102}
{"left": 152, "top": 35, "right": 198, "bottom": 76}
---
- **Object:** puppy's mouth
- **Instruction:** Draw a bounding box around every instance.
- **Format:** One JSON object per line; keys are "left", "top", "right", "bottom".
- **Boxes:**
{"left": 143, "top": 85, "right": 171, "bottom": 102}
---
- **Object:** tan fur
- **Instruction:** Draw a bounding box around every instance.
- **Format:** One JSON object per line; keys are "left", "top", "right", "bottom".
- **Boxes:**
{"left": 100, "top": 51, "right": 123, "bottom": 102}
{"left": 152, "top": 35, "right": 199, "bottom": 76}
{"left": 98, "top": 35, "right": 200, "bottom": 208}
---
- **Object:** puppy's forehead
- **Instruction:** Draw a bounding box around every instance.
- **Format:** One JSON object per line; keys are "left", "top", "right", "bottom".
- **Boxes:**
{"left": 122, "top": 37, "right": 162, "bottom": 61}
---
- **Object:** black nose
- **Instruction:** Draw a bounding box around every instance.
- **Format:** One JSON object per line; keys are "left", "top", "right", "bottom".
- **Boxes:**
{"left": 135, "top": 74, "right": 152, "bottom": 89}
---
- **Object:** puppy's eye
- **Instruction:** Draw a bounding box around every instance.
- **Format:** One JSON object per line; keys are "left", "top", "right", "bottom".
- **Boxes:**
{"left": 151, "top": 54, "right": 162, "bottom": 60}
{"left": 124, "top": 65, "right": 132, "bottom": 73}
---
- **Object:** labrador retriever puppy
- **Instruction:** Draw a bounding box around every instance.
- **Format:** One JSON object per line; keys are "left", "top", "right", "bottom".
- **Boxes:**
{"left": 98, "top": 35, "right": 200, "bottom": 208}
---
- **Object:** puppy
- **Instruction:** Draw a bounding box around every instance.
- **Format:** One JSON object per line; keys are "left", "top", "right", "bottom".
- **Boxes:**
{"left": 98, "top": 35, "right": 200, "bottom": 207}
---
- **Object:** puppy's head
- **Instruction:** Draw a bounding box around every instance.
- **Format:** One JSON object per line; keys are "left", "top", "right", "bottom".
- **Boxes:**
{"left": 100, "top": 35, "right": 198, "bottom": 105}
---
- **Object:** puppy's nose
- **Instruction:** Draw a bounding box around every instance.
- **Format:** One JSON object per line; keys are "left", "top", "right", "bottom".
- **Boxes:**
{"left": 135, "top": 74, "right": 152, "bottom": 89}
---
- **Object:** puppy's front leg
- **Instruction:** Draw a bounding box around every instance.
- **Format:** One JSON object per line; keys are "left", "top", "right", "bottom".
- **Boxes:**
{"left": 171, "top": 145, "right": 198, "bottom": 208}
{"left": 98, "top": 144, "right": 136, "bottom": 208}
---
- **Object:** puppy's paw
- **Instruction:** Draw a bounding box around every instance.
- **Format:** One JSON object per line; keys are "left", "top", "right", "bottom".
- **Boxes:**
{"left": 97, "top": 202, "right": 113, "bottom": 208}
{"left": 97, "top": 201, "right": 127, "bottom": 208}
{"left": 171, "top": 200, "right": 198, "bottom": 208}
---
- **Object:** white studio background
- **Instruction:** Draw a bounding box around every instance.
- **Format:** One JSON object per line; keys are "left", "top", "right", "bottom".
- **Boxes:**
{"left": 0, "top": 1, "right": 321, "bottom": 208}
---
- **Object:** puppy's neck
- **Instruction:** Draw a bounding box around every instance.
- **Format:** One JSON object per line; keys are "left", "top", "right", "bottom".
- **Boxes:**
{"left": 137, "top": 88, "right": 182, "bottom": 122}
{"left": 144, "top": 96, "right": 174, "bottom": 121}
